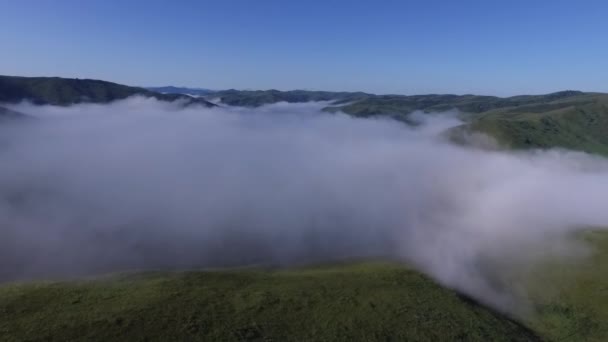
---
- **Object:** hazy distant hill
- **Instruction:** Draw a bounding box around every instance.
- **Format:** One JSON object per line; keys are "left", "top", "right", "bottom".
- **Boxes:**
{"left": 322, "top": 91, "right": 586, "bottom": 116}
{"left": 325, "top": 90, "right": 608, "bottom": 155}
{"left": 146, "top": 86, "right": 215, "bottom": 96}
{"left": 3, "top": 75, "right": 608, "bottom": 156}
{"left": 217, "top": 88, "right": 608, "bottom": 156}
{"left": 0, "top": 76, "right": 217, "bottom": 107}
{"left": 211, "top": 89, "right": 371, "bottom": 107}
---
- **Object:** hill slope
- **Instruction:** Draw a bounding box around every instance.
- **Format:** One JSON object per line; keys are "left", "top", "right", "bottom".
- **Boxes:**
{"left": 461, "top": 94, "right": 608, "bottom": 155}
{"left": 215, "top": 88, "right": 608, "bottom": 155}
{"left": 0, "top": 76, "right": 217, "bottom": 107}
{"left": 323, "top": 90, "right": 608, "bottom": 155}
{"left": 524, "top": 231, "right": 608, "bottom": 342}
{"left": 0, "top": 263, "right": 539, "bottom": 342}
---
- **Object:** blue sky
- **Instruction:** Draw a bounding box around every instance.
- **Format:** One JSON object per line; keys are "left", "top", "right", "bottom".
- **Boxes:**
{"left": 1, "top": 0, "right": 607, "bottom": 95}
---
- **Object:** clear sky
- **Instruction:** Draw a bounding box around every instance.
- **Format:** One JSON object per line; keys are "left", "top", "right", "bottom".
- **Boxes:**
{"left": 1, "top": 0, "right": 607, "bottom": 96}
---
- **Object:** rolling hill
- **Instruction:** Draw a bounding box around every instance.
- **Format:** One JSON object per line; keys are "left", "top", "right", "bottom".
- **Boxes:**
{"left": 214, "top": 88, "right": 608, "bottom": 156}
{"left": 460, "top": 94, "right": 608, "bottom": 155}
{"left": 3, "top": 76, "right": 607, "bottom": 157}
{"left": 321, "top": 91, "right": 586, "bottom": 116}
{"left": 3, "top": 232, "right": 608, "bottom": 341}
{"left": 324, "top": 91, "right": 608, "bottom": 155}
{"left": 0, "top": 76, "right": 217, "bottom": 107}
{"left": 3, "top": 77, "right": 608, "bottom": 340}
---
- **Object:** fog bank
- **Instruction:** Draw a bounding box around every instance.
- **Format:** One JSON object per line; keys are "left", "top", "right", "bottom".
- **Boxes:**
{"left": 2, "top": 97, "right": 608, "bottom": 314}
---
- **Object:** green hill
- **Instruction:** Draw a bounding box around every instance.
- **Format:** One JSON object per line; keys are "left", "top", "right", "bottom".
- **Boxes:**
{"left": 323, "top": 90, "right": 608, "bottom": 155}
{"left": 213, "top": 89, "right": 587, "bottom": 117}
{"left": 214, "top": 88, "right": 608, "bottom": 155}
{"left": 3, "top": 232, "right": 608, "bottom": 341}
{"left": 0, "top": 263, "right": 539, "bottom": 342}
{"left": 0, "top": 75, "right": 217, "bottom": 107}
{"left": 3, "top": 79, "right": 608, "bottom": 340}
{"left": 3, "top": 76, "right": 607, "bottom": 155}
{"left": 460, "top": 94, "right": 608, "bottom": 155}
{"left": 524, "top": 231, "right": 608, "bottom": 342}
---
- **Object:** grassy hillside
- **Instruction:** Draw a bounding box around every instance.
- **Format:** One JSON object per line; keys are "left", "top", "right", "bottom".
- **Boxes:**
{"left": 322, "top": 91, "right": 587, "bottom": 118}
{"left": 525, "top": 231, "right": 608, "bottom": 341}
{"left": 0, "top": 75, "right": 216, "bottom": 107}
{"left": 463, "top": 94, "right": 608, "bottom": 155}
{"left": 323, "top": 91, "right": 608, "bottom": 156}
{"left": 3, "top": 233, "right": 608, "bottom": 341}
{"left": 0, "top": 263, "right": 539, "bottom": 342}
{"left": 215, "top": 88, "right": 608, "bottom": 155}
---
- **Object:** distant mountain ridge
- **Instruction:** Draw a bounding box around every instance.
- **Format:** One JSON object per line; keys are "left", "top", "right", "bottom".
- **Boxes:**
{"left": 3, "top": 74, "right": 608, "bottom": 156}
{"left": 0, "top": 76, "right": 217, "bottom": 107}
{"left": 212, "top": 88, "right": 608, "bottom": 156}
{"left": 146, "top": 86, "right": 215, "bottom": 96}
{"left": 210, "top": 89, "right": 371, "bottom": 107}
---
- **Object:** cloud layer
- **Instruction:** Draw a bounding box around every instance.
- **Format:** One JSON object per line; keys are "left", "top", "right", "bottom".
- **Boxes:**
{"left": 2, "top": 98, "right": 608, "bottom": 314}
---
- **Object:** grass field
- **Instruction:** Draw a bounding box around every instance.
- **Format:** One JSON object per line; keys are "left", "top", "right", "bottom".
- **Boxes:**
{"left": 0, "top": 263, "right": 540, "bottom": 341}
{"left": 3, "top": 234, "right": 608, "bottom": 340}
{"left": 525, "top": 231, "right": 608, "bottom": 341}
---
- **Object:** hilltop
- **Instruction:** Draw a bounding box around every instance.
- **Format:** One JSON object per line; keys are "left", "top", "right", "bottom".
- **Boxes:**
{"left": 213, "top": 89, "right": 608, "bottom": 155}
{"left": 0, "top": 76, "right": 217, "bottom": 107}
{"left": 3, "top": 76, "right": 608, "bottom": 155}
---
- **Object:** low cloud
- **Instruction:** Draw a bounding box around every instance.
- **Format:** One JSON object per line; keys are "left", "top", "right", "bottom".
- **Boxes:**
{"left": 2, "top": 97, "right": 608, "bottom": 314}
